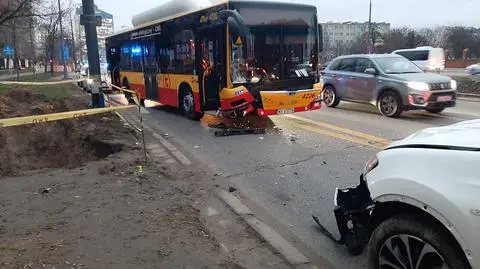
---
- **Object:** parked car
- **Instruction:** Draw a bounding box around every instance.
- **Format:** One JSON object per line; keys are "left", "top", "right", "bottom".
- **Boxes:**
{"left": 321, "top": 54, "right": 457, "bottom": 117}
{"left": 332, "top": 119, "right": 480, "bottom": 269}
{"left": 392, "top": 46, "right": 445, "bottom": 71}
{"left": 466, "top": 63, "right": 480, "bottom": 75}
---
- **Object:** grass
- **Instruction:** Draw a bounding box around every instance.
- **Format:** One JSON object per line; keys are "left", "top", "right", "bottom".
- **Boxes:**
{"left": 0, "top": 83, "right": 80, "bottom": 99}
{"left": 14, "top": 72, "right": 64, "bottom": 82}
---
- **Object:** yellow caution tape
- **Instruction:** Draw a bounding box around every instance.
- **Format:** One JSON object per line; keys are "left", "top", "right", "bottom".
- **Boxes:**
{"left": 108, "top": 82, "right": 136, "bottom": 94}
{"left": 0, "top": 105, "right": 136, "bottom": 128}
{"left": 0, "top": 79, "right": 85, "bottom": 85}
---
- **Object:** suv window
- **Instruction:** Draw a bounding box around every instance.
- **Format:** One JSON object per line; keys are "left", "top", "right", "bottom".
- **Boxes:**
{"left": 328, "top": 59, "right": 341, "bottom": 70}
{"left": 355, "top": 58, "right": 375, "bottom": 73}
{"left": 337, "top": 58, "right": 356, "bottom": 72}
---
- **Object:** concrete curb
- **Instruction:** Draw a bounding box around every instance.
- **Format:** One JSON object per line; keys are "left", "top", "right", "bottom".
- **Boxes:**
{"left": 144, "top": 125, "right": 192, "bottom": 166}
{"left": 457, "top": 93, "right": 480, "bottom": 102}
{"left": 217, "top": 190, "right": 315, "bottom": 268}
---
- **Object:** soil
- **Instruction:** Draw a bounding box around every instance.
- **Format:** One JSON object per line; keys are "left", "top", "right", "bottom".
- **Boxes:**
{"left": 0, "top": 88, "right": 242, "bottom": 268}
{"left": 0, "top": 89, "right": 133, "bottom": 176}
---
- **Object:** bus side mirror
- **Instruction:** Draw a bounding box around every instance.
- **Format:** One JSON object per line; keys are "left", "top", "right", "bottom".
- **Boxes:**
{"left": 219, "top": 10, "right": 247, "bottom": 37}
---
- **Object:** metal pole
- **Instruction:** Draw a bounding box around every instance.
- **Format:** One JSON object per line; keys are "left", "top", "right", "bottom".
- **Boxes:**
{"left": 81, "top": 0, "right": 100, "bottom": 76}
{"left": 368, "top": 0, "right": 372, "bottom": 54}
{"left": 58, "top": 0, "right": 68, "bottom": 79}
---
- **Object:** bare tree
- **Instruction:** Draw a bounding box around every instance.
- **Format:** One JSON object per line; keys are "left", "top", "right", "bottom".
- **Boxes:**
{"left": 0, "top": 0, "right": 35, "bottom": 26}
{"left": 418, "top": 26, "right": 447, "bottom": 48}
{"left": 446, "top": 26, "right": 480, "bottom": 59}
{"left": 37, "top": 0, "right": 61, "bottom": 73}
{"left": 381, "top": 27, "right": 428, "bottom": 53}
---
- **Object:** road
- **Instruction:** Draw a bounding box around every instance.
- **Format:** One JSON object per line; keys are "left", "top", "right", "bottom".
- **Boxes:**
{"left": 132, "top": 99, "right": 479, "bottom": 269}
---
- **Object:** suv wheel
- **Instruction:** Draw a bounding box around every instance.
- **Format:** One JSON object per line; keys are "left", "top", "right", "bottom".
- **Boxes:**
{"left": 368, "top": 215, "right": 469, "bottom": 269}
{"left": 323, "top": 85, "right": 340, "bottom": 107}
{"left": 378, "top": 91, "right": 403, "bottom": 117}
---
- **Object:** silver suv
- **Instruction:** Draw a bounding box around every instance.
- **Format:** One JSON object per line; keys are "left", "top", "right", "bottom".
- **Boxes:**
{"left": 321, "top": 54, "right": 457, "bottom": 117}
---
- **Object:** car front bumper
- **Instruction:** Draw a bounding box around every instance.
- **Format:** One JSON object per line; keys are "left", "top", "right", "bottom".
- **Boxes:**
{"left": 405, "top": 90, "right": 457, "bottom": 109}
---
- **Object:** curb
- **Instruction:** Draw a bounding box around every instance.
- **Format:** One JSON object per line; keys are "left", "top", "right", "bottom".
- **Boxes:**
{"left": 217, "top": 190, "right": 316, "bottom": 269}
{"left": 457, "top": 93, "right": 480, "bottom": 102}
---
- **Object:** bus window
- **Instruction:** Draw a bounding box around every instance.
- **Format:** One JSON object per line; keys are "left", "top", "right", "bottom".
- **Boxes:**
{"left": 174, "top": 30, "right": 195, "bottom": 74}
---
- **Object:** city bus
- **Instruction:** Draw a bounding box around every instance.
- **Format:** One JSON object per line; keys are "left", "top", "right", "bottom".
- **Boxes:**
{"left": 106, "top": 0, "right": 322, "bottom": 120}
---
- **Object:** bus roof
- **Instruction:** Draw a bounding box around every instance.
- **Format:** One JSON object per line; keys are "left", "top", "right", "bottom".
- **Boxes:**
{"left": 107, "top": 0, "right": 317, "bottom": 39}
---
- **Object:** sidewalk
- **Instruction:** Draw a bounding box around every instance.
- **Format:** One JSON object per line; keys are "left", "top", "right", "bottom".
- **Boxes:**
{"left": 0, "top": 87, "right": 292, "bottom": 268}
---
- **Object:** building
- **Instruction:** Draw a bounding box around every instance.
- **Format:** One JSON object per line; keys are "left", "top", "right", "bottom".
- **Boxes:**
{"left": 321, "top": 21, "right": 390, "bottom": 48}
{"left": 75, "top": 4, "right": 114, "bottom": 64}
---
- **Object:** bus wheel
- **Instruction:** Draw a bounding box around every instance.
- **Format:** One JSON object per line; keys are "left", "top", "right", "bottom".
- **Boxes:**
{"left": 123, "top": 81, "right": 135, "bottom": 104}
{"left": 181, "top": 87, "right": 203, "bottom": 121}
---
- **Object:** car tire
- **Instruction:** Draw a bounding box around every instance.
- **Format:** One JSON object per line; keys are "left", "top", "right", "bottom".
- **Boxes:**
{"left": 368, "top": 214, "right": 469, "bottom": 269}
{"left": 425, "top": 106, "right": 445, "bottom": 114}
{"left": 322, "top": 85, "right": 340, "bottom": 107}
{"left": 377, "top": 91, "right": 403, "bottom": 117}
{"left": 181, "top": 87, "right": 203, "bottom": 121}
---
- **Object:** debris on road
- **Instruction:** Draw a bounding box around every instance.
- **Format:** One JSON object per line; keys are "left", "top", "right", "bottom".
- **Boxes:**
{"left": 228, "top": 186, "right": 237, "bottom": 193}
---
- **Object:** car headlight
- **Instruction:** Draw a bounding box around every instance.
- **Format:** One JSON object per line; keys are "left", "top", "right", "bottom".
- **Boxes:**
{"left": 407, "top": 81, "right": 430, "bottom": 91}
{"left": 363, "top": 155, "right": 378, "bottom": 176}
{"left": 451, "top": 79, "right": 457, "bottom": 90}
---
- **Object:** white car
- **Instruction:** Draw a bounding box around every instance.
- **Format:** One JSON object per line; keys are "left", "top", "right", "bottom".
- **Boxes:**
{"left": 466, "top": 63, "right": 480, "bottom": 75}
{"left": 393, "top": 46, "right": 445, "bottom": 71}
{"left": 332, "top": 120, "right": 480, "bottom": 269}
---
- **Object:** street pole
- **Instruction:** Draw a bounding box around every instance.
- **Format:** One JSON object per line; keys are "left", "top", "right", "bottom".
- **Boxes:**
{"left": 81, "top": 0, "right": 100, "bottom": 76}
{"left": 368, "top": 0, "right": 372, "bottom": 54}
{"left": 58, "top": 0, "right": 68, "bottom": 79}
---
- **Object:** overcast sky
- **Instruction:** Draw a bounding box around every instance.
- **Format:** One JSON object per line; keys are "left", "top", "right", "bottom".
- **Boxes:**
{"left": 95, "top": 0, "right": 479, "bottom": 30}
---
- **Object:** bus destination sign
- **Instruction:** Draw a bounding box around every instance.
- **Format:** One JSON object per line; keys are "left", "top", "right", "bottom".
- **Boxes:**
{"left": 130, "top": 24, "right": 162, "bottom": 40}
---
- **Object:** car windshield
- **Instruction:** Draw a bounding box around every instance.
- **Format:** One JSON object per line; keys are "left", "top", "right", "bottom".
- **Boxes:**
{"left": 374, "top": 57, "right": 423, "bottom": 74}
{"left": 230, "top": 3, "right": 318, "bottom": 84}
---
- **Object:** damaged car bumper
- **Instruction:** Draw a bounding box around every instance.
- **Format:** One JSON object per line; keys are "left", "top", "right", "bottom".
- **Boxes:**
{"left": 333, "top": 174, "right": 375, "bottom": 255}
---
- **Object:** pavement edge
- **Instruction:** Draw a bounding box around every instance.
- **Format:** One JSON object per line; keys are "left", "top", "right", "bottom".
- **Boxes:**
{"left": 217, "top": 190, "right": 318, "bottom": 269}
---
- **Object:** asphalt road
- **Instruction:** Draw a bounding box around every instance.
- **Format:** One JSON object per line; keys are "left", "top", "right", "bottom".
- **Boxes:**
{"left": 135, "top": 99, "right": 479, "bottom": 269}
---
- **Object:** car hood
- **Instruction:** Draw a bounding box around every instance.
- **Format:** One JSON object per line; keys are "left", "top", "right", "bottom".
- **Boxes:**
{"left": 387, "top": 120, "right": 480, "bottom": 150}
{"left": 386, "top": 72, "right": 451, "bottom": 83}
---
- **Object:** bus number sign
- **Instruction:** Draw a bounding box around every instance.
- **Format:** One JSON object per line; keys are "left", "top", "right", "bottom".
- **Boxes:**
{"left": 131, "top": 24, "right": 162, "bottom": 40}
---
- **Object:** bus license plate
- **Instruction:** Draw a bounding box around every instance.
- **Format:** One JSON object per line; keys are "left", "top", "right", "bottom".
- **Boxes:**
{"left": 277, "top": 108, "right": 295, "bottom": 115}
{"left": 437, "top": 95, "right": 452, "bottom": 102}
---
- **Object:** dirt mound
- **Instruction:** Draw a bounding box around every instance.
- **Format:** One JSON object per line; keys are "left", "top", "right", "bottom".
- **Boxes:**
{"left": 0, "top": 88, "right": 133, "bottom": 176}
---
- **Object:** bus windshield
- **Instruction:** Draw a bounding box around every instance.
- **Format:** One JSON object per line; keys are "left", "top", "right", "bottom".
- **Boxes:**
{"left": 230, "top": 3, "right": 318, "bottom": 84}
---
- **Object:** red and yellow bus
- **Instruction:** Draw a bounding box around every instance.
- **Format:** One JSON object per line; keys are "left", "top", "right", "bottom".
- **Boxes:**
{"left": 106, "top": 0, "right": 322, "bottom": 120}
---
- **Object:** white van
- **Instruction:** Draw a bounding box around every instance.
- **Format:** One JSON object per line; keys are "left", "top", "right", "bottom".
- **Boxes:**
{"left": 392, "top": 46, "right": 445, "bottom": 71}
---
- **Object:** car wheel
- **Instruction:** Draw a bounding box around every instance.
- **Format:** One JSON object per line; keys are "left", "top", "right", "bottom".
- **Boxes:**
{"left": 425, "top": 106, "right": 445, "bottom": 114}
{"left": 368, "top": 214, "right": 469, "bottom": 269}
{"left": 378, "top": 91, "right": 403, "bottom": 117}
{"left": 181, "top": 87, "right": 203, "bottom": 121}
{"left": 322, "top": 85, "right": 340, "bottom": 107}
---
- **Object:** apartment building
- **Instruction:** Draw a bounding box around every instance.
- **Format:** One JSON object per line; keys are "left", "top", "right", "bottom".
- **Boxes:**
{"left": 321, "top": 21, "right": 390, "bottom": 48}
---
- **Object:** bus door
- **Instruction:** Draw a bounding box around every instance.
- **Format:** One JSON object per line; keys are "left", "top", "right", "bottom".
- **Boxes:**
{"left": 143, "top": 39, "right": 159, "bottom": 101}
{"left": 199, "top": 26, "right": 225, "bottom": 110}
